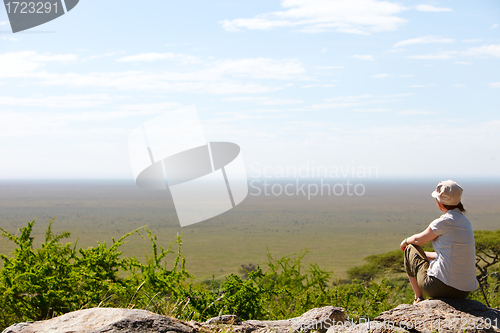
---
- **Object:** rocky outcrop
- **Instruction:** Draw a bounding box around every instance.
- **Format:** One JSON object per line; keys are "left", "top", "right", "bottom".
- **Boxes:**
{"left": 2, "top": 300, "right": 499, "bottom": 333}
{"left": 329, "top": 299, "right": 500, "bottom": 333}
{"left": 373, "top": 299, "right": 500, "bottom": 333}
{"left": 1, "top": 308, "right": 198, "bottom": 333}
{"left": 199, "top": 306, "right": 344, "bottom": 333}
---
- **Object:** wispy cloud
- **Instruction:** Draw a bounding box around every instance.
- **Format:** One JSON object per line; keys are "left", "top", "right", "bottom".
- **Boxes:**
{"left": 0, "top": 36, "right": 19, "bottom": 41}
{"left": 491, "top": 23, "right": 499, "bottom": 29}
{"left": 0, "top": 94, "right": 115, "bottom": 108}
{"left": 0, "top": 21, "right": 7, "bottom": 26}
{"left": 0, "top": 51, "right": 77, "bottom": 78}
{"left": 354, "top": 108, "right": 392, "bottom": 113}
{"left": 370, "top": 74, "right": 413, "bottom": 78}
{"left": 415, "top": 4, "right": 452, "bottom": 12}
{"left": 491, "top": 83, "right": 500, "bottom": 88}
{"left": 465, "top": 44, "right": 500, "bottom": 58}
{"left": 220, "top": 0, "right": 408, "bottom": 35}
{"left": 407, "top": 51, "right": 458, "bottom": 60}
{"left": 393, "top": 35, "right": 454, "bottom": 48}
{"left": 371, "top": 73, "right": 392, "bottom": 78}
{"left": 316, "top": 65, "right": 344, "bottom": 69}
{"left": 410, "top": 84, "right": 435, "bottom": 88}
{"left": 117, "top": 52, "right": 202, "bottom": 64}
{"left": 214, "top": 58, "right": 305, "bottom": 79}
{"left": 0, "top": 51, "right": 304, "bottom": 94}
{"left": 89, "top": 52, "right": 120, "bottom": 60}
{"left": 221, "top": 96, "right": 303, "bottom": 105}
{"left": 353, "top": 54, "right": 374, "bottom": 61}
{"left": 301, "top": 84, "right": 336, "bottom": 88}
{"left": 311, "top": 94, "right": 408, "bottom": 109}
{"left": 397, "top": 110, "right": 435, "bottom": 115}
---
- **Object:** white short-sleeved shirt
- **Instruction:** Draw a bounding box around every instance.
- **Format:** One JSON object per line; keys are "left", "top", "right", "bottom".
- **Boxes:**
{"left": 427, "top": 209, "right": 478, "bottom": 292}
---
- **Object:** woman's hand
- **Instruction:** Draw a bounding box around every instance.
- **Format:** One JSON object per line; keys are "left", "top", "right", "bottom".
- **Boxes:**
{"left": 400, "top": 238, "right": 408, "bottom": 251}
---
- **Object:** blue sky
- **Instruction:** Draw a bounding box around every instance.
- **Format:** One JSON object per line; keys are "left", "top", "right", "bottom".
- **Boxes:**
{"left": 0, "top": 0, "right": 499, "bottom": 180}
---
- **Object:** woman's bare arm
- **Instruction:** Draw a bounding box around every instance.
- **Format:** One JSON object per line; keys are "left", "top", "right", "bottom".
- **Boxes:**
{"left": 400, "top": 226, "right": 438, "bottom": 250}
{"left": 425, "top": 251, "right": 437, "bottom": 260}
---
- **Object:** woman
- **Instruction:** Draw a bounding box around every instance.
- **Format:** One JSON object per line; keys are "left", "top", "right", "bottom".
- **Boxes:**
{"left": 400, "top": 180, "right": 478, "bottom": 304}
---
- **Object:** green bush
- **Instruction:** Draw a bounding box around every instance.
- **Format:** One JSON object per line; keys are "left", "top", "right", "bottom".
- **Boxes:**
{"left": 1, "top": 219, "right": 498, "bottom": 331}
{"left": 0, "top": 219, "right": 190, "bottom": 329}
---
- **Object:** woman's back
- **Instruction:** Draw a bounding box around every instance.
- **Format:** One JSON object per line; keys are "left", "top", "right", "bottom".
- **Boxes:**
{"left": 428, "top": 208, "right": 478, "bottom": 292}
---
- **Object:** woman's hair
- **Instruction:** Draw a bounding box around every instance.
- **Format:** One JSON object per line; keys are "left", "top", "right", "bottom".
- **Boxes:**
{"left": 443, "top": 202, "right": 466, "bottom": 213}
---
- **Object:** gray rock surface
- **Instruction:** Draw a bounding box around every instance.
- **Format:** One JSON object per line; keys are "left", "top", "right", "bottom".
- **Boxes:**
{"left": 202, "top": 306, "right": 344, "bottom": 333}
{"left": 327, "top": 299, "right": 500, "bottom": 333}
{"left": 3, "top": 300, "right": 500, "bottom": 333}
{"left": 374, "top": 299, "right": 500, "bottom": 333}
{"left": 2, "top": 308, "right": 197, "bottom": 333}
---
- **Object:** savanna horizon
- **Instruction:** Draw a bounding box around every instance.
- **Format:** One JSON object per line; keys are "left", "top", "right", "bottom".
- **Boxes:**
{"left": 0, "top": 178, "right": 499, "bottom": 280}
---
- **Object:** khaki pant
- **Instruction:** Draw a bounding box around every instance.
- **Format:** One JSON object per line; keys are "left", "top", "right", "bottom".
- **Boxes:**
{"left": 404, "top": 244, "right": 470, "bottom": 299}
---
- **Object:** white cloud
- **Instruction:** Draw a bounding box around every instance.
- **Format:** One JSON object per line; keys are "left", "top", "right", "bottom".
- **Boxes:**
{"left": 410, "top": 84, "right": 435, "bottom": 88}
{"left": 316, "top": 65, "right": 344, "bottom": 69}
{"left": 407, "top": 51, "right": 458, "bottom": 60}
{"left": 0, "top": 103, "right": 184, "bottom": 137}
{"left": 0, "top": 21, "right": 7, "bottom": 26}
{"left": 325, "top": 94, "right": 373, "bottom": 102}
{"left": 321, "top": 47, "right": 327, "bottom": 53}
{"left": 492, "top": 23, "right": 499, "bottom": 29}
{"left": 397, "top": 110, "right": 435, "bottom": 115}
{"left": 0, "top": 51, "right": 77, "bottom": 78}
{"left": 301, "top": 84, "right": 336, "bottom": 88}
{"left": 117, "top": 52, "right": 202, "bottom": 64}
{"left": 117, "top": 102, "right": 182, "bottom": 113}
{"left": 221, "top": 97, "right": 269, "bottom": 102}
{"left": 312, "top": 94, "right": 407, "bottom": 109}
{"left": 415, "top": 4, "right": 452, "bottom": 12}
{"left": 0, "top": 52, "right": 302, "bottom": 94}
{"left": 221, "top": 96, "right": 303, "bottom": 105}
{"left": 371, "top": 73, "right": 392, "bottom": 78}
{"left": 491, "top": 83, "right": 500, "bottom": 88}
{"left": 0, "top": 94, "right": 115, "bottom": 108}
{"left": 393, "top": 35, "right": 454, "bottom": 48}
{"left": 37, "top": 71, "right": 286, "bottom": 94}
{"left": 354, "top": 54, "right": 374, "bottom": 61}
{"left": 454, "top": 61, "right": 472, "bottom": 65}
{"left": 465, "top": 44, "right": 500, "bottom": 58}
{"left": 220, "top": 0, "right": 408, "bottom": 35}
{"left": 0, "top": 110, "right": 135, "bottom": 138}
{"left": 89, "top": 52, "right": 119, "bottom": 60}
{"left": 354, "top": 108, "right": 391, "bottom": 113}
{"left": 386, "top": 48, "right": 405, "bottom": 53}
{"left": 214, "top": 57, "right": 305, "bottom": 79}
{"left": 0, "top": 36, "right": 19, "bottom": 41}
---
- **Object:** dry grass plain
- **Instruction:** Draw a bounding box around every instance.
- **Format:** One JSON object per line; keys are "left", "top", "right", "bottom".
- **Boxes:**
{"left": 0, "top": 179, "right": 499, "bottom": 281}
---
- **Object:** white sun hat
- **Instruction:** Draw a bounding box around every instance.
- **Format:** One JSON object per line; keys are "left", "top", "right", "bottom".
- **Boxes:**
{"left": 431, "top": 180, "right": 463, "bottom": 206}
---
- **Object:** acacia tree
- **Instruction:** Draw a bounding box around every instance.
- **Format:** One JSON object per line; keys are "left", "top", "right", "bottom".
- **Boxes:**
{"left": 474, "top": 230, "right": 500, "bottom": 284}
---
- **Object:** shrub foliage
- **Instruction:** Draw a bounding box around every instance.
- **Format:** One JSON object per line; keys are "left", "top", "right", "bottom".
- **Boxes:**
{"left": 0, "top": 219, "right": 498, "bottom": 330}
